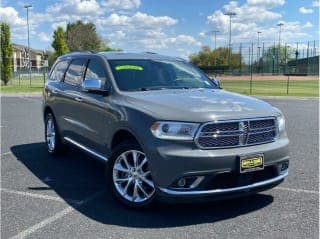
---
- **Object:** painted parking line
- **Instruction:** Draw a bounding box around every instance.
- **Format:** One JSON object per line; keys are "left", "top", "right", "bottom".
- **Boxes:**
{"left": 1, "top": 188, "right": 64, "bottom": 202}
{"left": 9, "top": 190, "right": 105, "bottom": 239}
{"left": 275, "top": 186, "right": 319, "bottom": 195}
{"left": 1, "top": 151, "right": 12, "bottom": 157}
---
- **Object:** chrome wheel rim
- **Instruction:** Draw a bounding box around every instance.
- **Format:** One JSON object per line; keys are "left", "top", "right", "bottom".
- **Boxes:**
{"left": 113, "top": 150, "right": 155, "bottom": 203}
{"left": 46, "top": 118, "right": 56, "bottom": 152}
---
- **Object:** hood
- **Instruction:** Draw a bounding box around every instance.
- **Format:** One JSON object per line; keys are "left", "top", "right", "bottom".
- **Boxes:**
{"left": 119, "top": 89, "right": 279, "bottom": 122}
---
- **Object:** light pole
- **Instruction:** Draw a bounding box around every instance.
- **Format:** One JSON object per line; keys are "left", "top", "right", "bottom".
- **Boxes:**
{"left": 257, "top": 31, "right": 262, "bottom": 60}
{"left": 224, "top": 12, "right": 236, "bottom": 72}
{"left": 257, "top": 31, "right": 262, "bottom": 73}
{"left": 205, "top": 30, "right": 219, "bottom": 65}
{"left": 277, "top": 23, "right": 284, "bottom": 46}
{"left": 277, "top": 23, "right": 284, "bottom": 73}
{"left": 24, "top": 4, "right": 32, "bottom": 86}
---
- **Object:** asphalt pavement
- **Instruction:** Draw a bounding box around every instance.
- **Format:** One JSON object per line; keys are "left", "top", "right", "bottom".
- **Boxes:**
{"left": 1, "top": 95, "right": 319, "bottom": 239}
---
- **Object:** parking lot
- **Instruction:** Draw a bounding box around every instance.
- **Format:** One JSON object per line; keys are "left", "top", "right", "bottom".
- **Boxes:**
{"left": 1, "top": 95, "right": 319, "bottom": 239}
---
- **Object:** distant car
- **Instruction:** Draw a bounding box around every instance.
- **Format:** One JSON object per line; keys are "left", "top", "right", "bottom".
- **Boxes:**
{"left": 42, "top": 51, "right": 289, "bottom": 208}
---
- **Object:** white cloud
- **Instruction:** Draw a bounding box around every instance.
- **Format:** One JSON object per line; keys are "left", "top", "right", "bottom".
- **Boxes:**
{"left": 312, "top": 0, "right": 320, "bottom": 7}
{"left": 247, "top": 0, "right": 285, "bottom": 8}
{"left": 101, "top": 0, "right": 141, "bottom": 11}
{"left": 199, "top": 32, "right": 206, "bottom": 37}
{"left": 167, "top": 35, "right": 201, "bottom": 46}
{"left": 38, "top": 32, "right": 51, "bottom": 42}
{"left": 0, "top": 6, "right": 27, "bottom": 39}
{"left": 0, "top": 6, "right": 25, "bottom": 26}
{"left": 51, "top": 21, "right": 68, "bottom": 30}
{"left": 207, "top": 0, "right": 282, "bottom": 42}
{"left": 304, "top": 22, "right": 313, "bottom": 28}
{"left": 97, "top": 12, "right": 177, "bottom": 29}
{"left": 95, "top": 12, "right": 183, "bottom": 50}
{"left": 204, "top": 1, "right": 313, "bottom": 47}
{"left": 299, "top": 7, "right": 314, "bottom": 14}
{"left": 131, "top": 12, "right": 178, "bottom": 29}
{"left": 47, "top": 0, "right": 102, "bottom": 16}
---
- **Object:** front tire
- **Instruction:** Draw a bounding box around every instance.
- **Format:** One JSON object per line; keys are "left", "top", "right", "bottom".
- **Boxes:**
{"left": 45, "top": 113, "right": 65, "bottom": 155}
{"left": 107, "top": 140, "right": 156, "bottom": 208}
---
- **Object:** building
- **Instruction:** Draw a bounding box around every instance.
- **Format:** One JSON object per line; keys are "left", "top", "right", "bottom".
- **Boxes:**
{"left": 12, "top": 43, "right": 48, "bottom": 72}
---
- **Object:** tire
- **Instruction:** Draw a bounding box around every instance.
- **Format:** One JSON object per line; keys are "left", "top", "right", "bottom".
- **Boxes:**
{"left": 107, "top": 140, "right": 156, "bottom": 208}
{"left": 44, "top": 113, "right": 65, "bottom": 155}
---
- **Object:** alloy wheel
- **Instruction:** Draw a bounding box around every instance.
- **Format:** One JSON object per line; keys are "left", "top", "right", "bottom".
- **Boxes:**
{"left": 46, "top": 117, "right": 56, "bottom": 152}
{"left": 112, "top": 150, "right": 155, "bottom": 203}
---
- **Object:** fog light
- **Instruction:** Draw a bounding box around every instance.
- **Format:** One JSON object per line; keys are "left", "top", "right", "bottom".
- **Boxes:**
{"left": 281, "top": 161, "right": 289, "bottom": 171}
{"left": 177, "top": 178, "right": 186, "bottom": 187}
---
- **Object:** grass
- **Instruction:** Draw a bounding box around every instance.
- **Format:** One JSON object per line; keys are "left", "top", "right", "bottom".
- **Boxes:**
{"left": 1, "top": 77, "right": 45, "bottom": 93}
{"left": 221, "top": 80, "right": 319, "bottom": 97}
{"left": 1, "top": 76, "right": 319, "bottom": 97}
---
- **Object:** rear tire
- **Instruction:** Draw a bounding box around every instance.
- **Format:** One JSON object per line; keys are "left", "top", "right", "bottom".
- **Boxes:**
{"left": 45, "top": 113, "right": 65, "bottom": 155}
{"left": 107, "top": 140, "right": 156, "bottom": 209}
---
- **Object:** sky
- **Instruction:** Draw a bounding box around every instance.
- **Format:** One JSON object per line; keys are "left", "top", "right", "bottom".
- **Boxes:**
{"left": 0, "top": 0, "right": 319, "bottom": 59}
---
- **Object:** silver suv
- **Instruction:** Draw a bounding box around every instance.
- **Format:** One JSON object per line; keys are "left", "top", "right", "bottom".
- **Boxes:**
{"left": 43, "top": 52, "right": 289, "bottom": 208}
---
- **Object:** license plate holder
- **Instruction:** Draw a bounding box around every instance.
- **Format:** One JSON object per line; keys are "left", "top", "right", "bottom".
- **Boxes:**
{"left": 239, "top": 154, "right": 264, "bottom": 173}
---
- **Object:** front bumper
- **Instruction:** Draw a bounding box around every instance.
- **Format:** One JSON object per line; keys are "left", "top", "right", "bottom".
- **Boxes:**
{"left": 143, "top": 136, "right": 289, "bottom": 201}
{"left": 157, "top": 170, "right": 287, "bottom": 200}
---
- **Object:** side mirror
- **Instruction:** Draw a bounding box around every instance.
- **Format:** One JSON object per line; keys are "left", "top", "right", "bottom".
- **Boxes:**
{"left": 211, "top": 77, "right": 222, "bottom": 89}
{"left": 82, "top": 78, "right": 108, "bottom": 95}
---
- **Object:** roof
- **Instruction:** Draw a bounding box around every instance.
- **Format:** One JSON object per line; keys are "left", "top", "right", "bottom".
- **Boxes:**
{"left": 99, "top": 52, "right": 183, "bottom": 61}
{"left": 12, "top": 43, "right": 44, "bottom": 54}
{"left": 60, "top": 51, "right": 184, "bottom": 61}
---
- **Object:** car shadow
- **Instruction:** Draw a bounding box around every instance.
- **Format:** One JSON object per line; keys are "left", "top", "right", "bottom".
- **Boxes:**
{"left": 11, "top": 142, "right": 274, "bottom": 228}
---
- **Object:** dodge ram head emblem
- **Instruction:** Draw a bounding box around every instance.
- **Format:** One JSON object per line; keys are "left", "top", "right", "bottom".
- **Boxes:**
{"left": 239, "top": 121, "right": 249, "bottom": 145}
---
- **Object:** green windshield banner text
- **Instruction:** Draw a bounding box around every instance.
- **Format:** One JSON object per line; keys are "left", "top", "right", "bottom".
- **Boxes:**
{"left": 115, "top": 65, "right": 143, "bottom": 71}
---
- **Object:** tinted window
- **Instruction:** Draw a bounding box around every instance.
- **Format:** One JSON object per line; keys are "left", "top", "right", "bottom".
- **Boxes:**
{"left": 108, "top": 59, "right": 216, "bottom": 91}
{"left": 64, "top": 58, "right": 88, "bottom": 86}
{"left": 85, "top": 59, "right": 108, "bottom": 88}
{"left": 50, "top": 60, "right": 69, "bottom": 81}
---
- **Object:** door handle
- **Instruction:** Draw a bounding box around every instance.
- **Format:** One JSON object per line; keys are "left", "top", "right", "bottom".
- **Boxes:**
{"left": 75, "top": 97, "right": 83, "bottom": 102}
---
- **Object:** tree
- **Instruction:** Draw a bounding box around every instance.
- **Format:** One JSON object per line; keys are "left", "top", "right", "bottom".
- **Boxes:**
{"left": 1, "top": 22, "right": 13, "bottom": 85}
{"left": 51, "top": 26, "right": 69, "bottom": 58}
{"left": 189, "top": 46, "right": 244, "bottom": 70}
{"left": 66, "top": 21, "right": 102, "bottom": 51}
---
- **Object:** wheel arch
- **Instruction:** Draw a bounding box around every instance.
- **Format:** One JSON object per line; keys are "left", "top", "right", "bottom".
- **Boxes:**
{"left": 43, "top": 106, "right": 54, "bottom": 121}
{"left": 111, "top": 129, "right": 141, "bottom": 151}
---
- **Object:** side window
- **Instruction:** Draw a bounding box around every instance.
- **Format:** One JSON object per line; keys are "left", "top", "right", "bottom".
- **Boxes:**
{"left": 64, "top": 58, "right": 88, "bottom": 86}
{"left": 50, "top": 60, "right": 69, "bottom": 81}
{"left": 85, "top": 58, "right": 109, "bottom": 88}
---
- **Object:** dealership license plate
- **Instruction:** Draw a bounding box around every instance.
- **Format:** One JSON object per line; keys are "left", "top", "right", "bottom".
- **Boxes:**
{"left": 240, "top": 154, "right": 264, "bottom": 173}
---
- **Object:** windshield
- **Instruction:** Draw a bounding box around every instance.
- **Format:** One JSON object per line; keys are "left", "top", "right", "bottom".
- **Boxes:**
{"left": 108, "top": 59, "right": 218, "bottom": 91}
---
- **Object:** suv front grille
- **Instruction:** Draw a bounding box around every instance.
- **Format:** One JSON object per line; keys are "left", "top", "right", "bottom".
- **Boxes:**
{"left": 196, "top": 118, "right": 277, "bottom": 149}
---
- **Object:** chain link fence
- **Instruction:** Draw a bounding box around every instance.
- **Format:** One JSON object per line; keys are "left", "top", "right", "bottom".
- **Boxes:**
{"left": 4, "top": 40, "right": 319, "bottom": 96}
{"left": 200, "top": 40, "right": 319, "bottom": 96}
{"left": 9, "top": 67, "right": 49, "bottom": 87}
{"left": 201, "top": 40, "right": 319, "bottom": 75}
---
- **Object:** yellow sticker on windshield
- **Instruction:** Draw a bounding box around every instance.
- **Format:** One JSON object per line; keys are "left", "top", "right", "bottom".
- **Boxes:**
{"left": 115, "top": 65, "right": 143, "bottom": 71}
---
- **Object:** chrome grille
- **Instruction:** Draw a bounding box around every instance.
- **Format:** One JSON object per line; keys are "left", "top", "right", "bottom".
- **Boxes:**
{"left": 196, "top": 118, "right": 277, "bottom": 149}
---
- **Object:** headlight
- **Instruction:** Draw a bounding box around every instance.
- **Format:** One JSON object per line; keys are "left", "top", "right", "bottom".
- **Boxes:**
{"left": 277, "top": 114, "right": 286, "bottom": 133}
{"left": 150, "top": 121, "right": 200, "bottom": 140}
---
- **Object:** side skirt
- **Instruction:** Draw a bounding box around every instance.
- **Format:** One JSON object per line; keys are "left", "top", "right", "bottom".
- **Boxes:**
{"left": 63, "top": 137, "right": 108, "bottom": 163}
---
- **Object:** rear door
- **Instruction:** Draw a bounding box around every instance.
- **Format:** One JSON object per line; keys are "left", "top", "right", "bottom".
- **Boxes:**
{"left": 44, "top": 59, "right": 70, "bottom": 134}
{"left": 58, "top": 57, "right": 89, "bottom": 143}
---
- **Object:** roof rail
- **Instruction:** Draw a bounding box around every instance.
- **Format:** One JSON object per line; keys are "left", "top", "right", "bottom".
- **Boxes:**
{"left": 65, "top": 50, "right": 97, "bottom": 55}
{"left": 144, "top": 51, "right": 158, "bottom": 54}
